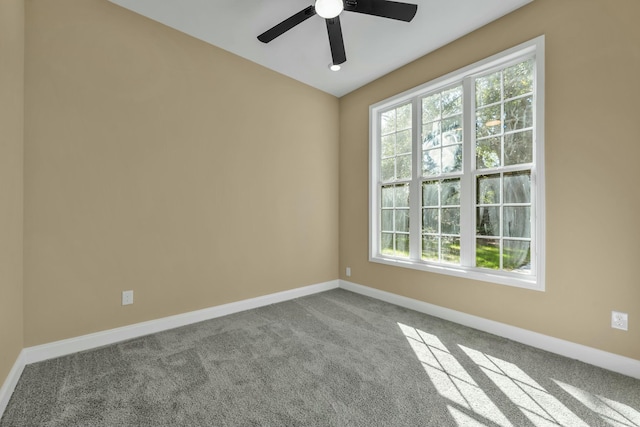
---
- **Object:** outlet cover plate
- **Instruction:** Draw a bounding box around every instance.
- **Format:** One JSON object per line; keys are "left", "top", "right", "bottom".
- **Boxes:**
{"left": 122, "top": 290, "right": 134, "bottom": 306}
{"left": 611, "top": 311, "right": 628, "bottom": 331}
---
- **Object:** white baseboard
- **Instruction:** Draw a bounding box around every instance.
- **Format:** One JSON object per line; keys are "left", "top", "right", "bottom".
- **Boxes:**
{"left": 0, "top": 279, "right": 339, "bottom": 420}
{"left": 23, "top": 280, "right": 339, "bottom": 365}
{"left": 0, "top": 350, "right": 26, "bottom": 419}
{"left": 3, "top": 277, "right": 638, "bottom": 421}
{"left": 339, "top": 279, "right": 640, "bottom": 380}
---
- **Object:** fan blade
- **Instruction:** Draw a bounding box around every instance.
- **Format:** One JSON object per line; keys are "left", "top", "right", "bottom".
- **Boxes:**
{"left": 257, "top": 5, "right": 316, "bottom": 43}
{"left": 344, "top": 0, "right": 417, "bottom": 22}
{"left": 326, "top": 16, "right": 346, "bottom": 65}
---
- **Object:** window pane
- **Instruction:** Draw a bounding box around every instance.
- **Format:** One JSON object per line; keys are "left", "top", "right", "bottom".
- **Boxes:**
{"left": 422, "top": 236, "right": 439, "bottom": 261}
{"left": 381, "top": 110, "right": 396, "bottom": 135}
{"left": 420, "top": 178, "right": 461, "bottom": 261}
{"left": 477, "top": 207, "right": 500, "bottom": 236}
{"left": 442, "top": 87, "right": 463, "bottom": 117}
{"left": 504, "top": 96, "right": 533, "bottom": 131}
{"left": 502, "top": 240, "right": 531, "bottom": 272}
{"left": 380, "top": 183, "right": 411, "bottom": 258}
{"left": 476, "top": 137, "right": 501, "bottom": 169}
{"left": 441, "top": 179, "right": 460, "bottom": 205}
{"left": 442, "top": 116, "right": 462, "bottom": 145}
{"left": 423, "top": 149, "right": 441, "bottom": 176}
{"left": 504, "top": 130, "right": 533, "bottom": 166}
{"left": 476, "top": 71, "right": 501, "bottom": 107}
{"left": 395, "top": 184, "right": 410, "bottom": 207}
{"left": 396, "top": 129, "right": 412, "bottom": 154}
{"left": 476, "top": 238, "right": 500, "bottom": 269}
{"left": 381, "top": 186, "right": 394, "bottom": 208}
{"left": 442, "top": 144, "right": 462, "bottom": 173}
{"left": 381, "top": 158, "right": 394, "bottom": 181}
{"left": 381, "top": 135, "right": 395, "bottom": 157}
{"left": 381, "top": 233, "right": 394, "bottom": 254}
{"left": 442, "top": 236, "right": 460, "bottom": 263}
{"left": 504, "top": 171, "right": 531, "bottom": 203}
{"left": 477, "top": 174, "right": 501, "bottom": 204}
{"left": 423, "top": 122, "right": 441, "bottom": 148}
{"left": 422, "top": 93, "right": 440, "bottom": 122}
{"left": 380, "top": 104, "right": 413, "bottom": 183}
{"left": 397, "top": 104, "right": 412, "bottom": 130}
{"left": 504, "top": 207, "right": 530, "bottom": 238}
{"left": 504, "top": 240, "right": 531, "bottom": 272}
{"left": 476, "top": 105, "right": 502, "bottom": 138}
{"left": 422, "top": 182, "right": 439, "bottom": 207}
{"left": 396, "top": 234, "right": 410, "bottom": 257}
{"left": 381, "top": 210, "right": 393, "bottom": 232}
{"left": 442, "top": 208, "right": 460, "bottom": 234}
{"left": 422, "top": 208, "right": 439, "bottom": 233}
{"left": 504, "top": 59, "right": 533, "bottom": 99}
{"left": 395, "top": 209, "right": 410, "bottom": 232}
{"left": 396, "top": 154, "right": 412, "bottom": 180}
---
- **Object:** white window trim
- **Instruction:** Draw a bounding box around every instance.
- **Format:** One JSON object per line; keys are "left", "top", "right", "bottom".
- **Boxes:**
{"left": 369, "top": 36, "right": 545, "bottom": 291}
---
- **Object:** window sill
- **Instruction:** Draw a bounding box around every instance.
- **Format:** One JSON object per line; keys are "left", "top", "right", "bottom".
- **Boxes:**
{"left": 369, "top": 255, "right": 544, "bottom": 291}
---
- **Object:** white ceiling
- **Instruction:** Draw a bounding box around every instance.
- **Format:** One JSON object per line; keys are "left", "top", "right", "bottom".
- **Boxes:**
{"left": 108, "top": 0, "right": 533, "bottom": 97}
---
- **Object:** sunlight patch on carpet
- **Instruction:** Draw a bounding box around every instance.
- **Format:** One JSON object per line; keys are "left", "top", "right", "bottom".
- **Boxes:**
{"left": 398, "top": 323, "right": 513, "bottom": 427}
{"left": 460, "top": 345, "right": 588, "bottom": 427}
{"left": 554, "top": 380, "right": 640, "bottom": 427}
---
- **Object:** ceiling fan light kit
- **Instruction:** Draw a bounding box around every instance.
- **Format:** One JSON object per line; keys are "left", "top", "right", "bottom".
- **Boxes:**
{"left": 257, "top": 0, "right": 418, "bottom": 68}
{"left": 315, "top": 0, "right": 344, "bottom": 19}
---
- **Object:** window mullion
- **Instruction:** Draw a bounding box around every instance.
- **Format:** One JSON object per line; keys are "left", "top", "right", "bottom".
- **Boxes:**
{"left": 409, "top": 97, "right": 421, "bottom": 261}
{"left": 459, "top": 76, "right": 475, "bottom": 268}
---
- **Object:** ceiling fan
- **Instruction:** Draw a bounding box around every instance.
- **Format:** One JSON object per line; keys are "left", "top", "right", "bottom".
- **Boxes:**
{"left": 257, "top": 0, "right": 418, "bottom": 68}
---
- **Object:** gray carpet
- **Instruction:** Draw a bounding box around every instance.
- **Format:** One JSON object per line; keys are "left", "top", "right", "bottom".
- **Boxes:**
{"left": 2, "top": 289, "right": 639, "bottom": 426}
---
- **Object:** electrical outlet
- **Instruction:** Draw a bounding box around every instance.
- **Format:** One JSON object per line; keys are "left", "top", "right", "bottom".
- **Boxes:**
{"left": 122, "top": 290, "right": 134, "bottom": 306}
{"left": 611, "top": 311, "right": 628, "bottom": 331}
{"left": 346, "top": 267, "right": 351, "bottom": 277}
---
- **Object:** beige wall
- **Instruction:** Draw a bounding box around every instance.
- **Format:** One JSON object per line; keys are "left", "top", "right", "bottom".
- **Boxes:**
{"left": 23, "top": 0, "right": 339, "bottom": 346}
{"left": 0, "top": 0, "right": 25, "bottom": 385}
{"left": 340, "top": 0, "right": 640, "bottom": 360}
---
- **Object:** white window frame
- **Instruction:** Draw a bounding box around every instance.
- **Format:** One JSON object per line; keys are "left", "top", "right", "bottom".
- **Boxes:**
{"left": 369, "top": 36, "right": 545, "bottom": 291}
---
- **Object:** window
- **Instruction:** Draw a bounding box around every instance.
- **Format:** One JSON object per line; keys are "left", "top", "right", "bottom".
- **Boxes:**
{"left": 370, "top": 36, "right": 545, "bottom": 290}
